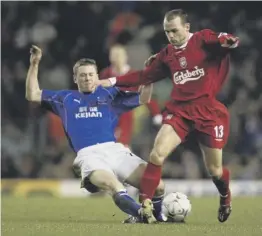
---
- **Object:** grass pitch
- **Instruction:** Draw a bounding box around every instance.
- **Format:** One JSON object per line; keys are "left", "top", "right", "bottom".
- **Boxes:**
{"left": 2, "top": 196, "right": 262, "bottom": 236}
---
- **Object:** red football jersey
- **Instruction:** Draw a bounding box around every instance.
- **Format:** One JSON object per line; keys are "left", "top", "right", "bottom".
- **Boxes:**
{"left": 100, "top": 65, "right": 161, "bottom": 145}
{"left": 114, "top": 29, "right": 238, "bottom": 102}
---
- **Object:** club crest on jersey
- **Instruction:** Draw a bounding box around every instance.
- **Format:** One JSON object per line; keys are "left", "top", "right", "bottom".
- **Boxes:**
{"left": 179, "top": 57, "right": 187, "bottom": 68}
{"left": 97, "top": 96, "right": 107, "bottom": 104}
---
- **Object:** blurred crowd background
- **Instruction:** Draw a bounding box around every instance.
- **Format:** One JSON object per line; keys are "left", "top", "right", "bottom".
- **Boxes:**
{"left": 2, "top": 1, "right": 262, "bottom": 180}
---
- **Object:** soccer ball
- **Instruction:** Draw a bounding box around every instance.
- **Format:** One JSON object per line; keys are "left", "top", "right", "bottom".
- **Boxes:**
{"left": 161, "top": 192, "right": 192, "bottom": 222}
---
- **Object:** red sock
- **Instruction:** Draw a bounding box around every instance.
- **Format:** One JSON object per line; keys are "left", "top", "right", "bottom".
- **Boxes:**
{"left": 139, "top": 162, "right": 162, "bottom": 202}
{"left": 212, "top": 167, "right": 230, "bottom": 196}
{"left": 221, "top": 167, "right": 230, "bottom": 185}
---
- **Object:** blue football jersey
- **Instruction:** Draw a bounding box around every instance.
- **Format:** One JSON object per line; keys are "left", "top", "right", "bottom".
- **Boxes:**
{"left": 41, "top": 86, "right": 140, "bottom": 152}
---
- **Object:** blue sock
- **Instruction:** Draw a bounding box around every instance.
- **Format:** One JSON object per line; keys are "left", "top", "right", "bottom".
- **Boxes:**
{"left": 152, "top": 194, "right": 164, "bottom": 221}
{"left": 113, "top": 190, "right": 141, "bottom": 217}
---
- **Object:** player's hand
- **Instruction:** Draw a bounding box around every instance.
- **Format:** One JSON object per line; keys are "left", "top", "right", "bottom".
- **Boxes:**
{"left": 97, "top": 79, "right": 114, "bottom": 87}
{"left": 30, "top": 45, "right": 42, "bottom": 64}
{"left": 138, "top": 85, "right": 145, "bottom": 93}
{"left": 144, "top": 54, "right": 157, "bottom": 67}
{"left": 220, "top": 35, "right": 239, "bottom": 48}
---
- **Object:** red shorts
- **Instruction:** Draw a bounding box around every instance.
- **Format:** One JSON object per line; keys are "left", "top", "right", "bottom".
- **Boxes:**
{"left": 162, "top": 98, "right": 229, "bottom": 149}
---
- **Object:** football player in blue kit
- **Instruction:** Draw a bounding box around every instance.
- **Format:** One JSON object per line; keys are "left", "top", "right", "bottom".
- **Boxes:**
{"left": 25, "top": 45, "right": 164, "bottom": 224}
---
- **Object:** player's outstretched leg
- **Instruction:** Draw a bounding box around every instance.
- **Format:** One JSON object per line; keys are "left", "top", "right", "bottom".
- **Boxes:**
{"left": 113, "top": 190, "right": 142, "bottom": 219}
{"left": 139, "top": 162, "right": 162, "bottom": 222}
{"left": 86, "top": 170, "right": 144, "bottom": 220}
{"left": 123, "top": 161, "right": 166, "bottom": 224}
{"left": 199, "top": 143, "right": 232, "bottom": 223}
{"left": 122, "top": 198, "right": 157, "bottom": 224}
{"left": 139, "top": 124, "right": 181, "bottom": 220}
{"left": 141, "top": 180, "right": 165, "bottom": 222}
{"left": 123, "top": 186, "right": 166, "bottom": 224}
{"left": 152, "top": 192, "right": 165, "bottom": 221}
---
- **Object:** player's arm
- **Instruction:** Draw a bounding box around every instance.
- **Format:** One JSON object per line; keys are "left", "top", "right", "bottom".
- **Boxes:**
{"left": 201, "top": 29, "right": 239, "bottom": 49}
{"left": 138, "top": 84, "right": 153, "bottom": 104}
{"left": 99, "top": 67, "right": 110, "bottom": 80}
{"left": 99, "top": 52, "right": 169, "bottom": 88}
{"left": 146, "top": 98, "right": 163, "bottom": 126}
{"left": 25, "top": 45, "right": 43, "bottom": 103}
{"left": 111, "top": 84, "right": 152, "bottom": 115}
{"left": 25, "top": 45, "right": 66, "bottom": 115}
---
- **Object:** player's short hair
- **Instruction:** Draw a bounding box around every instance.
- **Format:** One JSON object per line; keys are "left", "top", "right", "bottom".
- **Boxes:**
{"left": 73, "top": 58, "right": 98, "bottom": 75}
{"left": 164, "top": 9, "right": 189, "bottom": 24}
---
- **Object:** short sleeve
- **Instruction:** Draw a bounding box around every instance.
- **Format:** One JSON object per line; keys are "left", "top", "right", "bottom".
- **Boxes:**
{"left": 112, "top": 90, "right": 140, "bottom": 115}
{"left": 115, "top": 49, "right": 169, "bottom": 87}
{"left": 105, "top": 87, "right": 121, "bottom": 99}
{"left": 41, "top": 90, "right": 69, "bottom": 115}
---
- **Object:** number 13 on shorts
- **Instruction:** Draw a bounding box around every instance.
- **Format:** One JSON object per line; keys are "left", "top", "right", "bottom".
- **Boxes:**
{"left": 214, "top": 125, "right": 224, "bottom": 140}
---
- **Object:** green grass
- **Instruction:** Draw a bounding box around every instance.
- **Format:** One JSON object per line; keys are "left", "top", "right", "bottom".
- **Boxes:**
{"left": 2, "top": 196, "right": 262, "bottom": 236}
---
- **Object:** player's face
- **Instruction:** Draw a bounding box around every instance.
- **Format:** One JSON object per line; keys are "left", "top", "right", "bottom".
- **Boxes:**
{"left": 163, "top": 17, "right": 190, "bottom": 47}
{"left": 75, "top": 65, "right": 98, "bottom": 92}
{"left": 109, "top": 46, "right": 128, "bottom": 66}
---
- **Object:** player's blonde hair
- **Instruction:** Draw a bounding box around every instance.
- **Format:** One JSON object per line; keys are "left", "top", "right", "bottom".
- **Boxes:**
{"left": 73, "top": 58, "right": 98, "bottom": 76}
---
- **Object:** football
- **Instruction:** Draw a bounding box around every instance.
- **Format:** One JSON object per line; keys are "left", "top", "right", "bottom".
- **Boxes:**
{"left": 162, "top": 192, "right": 192, "bottom": 222}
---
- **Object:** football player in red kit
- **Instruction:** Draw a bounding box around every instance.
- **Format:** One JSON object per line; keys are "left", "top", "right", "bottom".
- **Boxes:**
{"left": 98, "top": 9, "right": 240, "bottom": 223}
{"left": 100, "top": 44, "right": 162, "bottom": 147}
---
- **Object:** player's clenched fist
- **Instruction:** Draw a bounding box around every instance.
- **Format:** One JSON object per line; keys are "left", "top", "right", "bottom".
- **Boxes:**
{"left": 30, "top": 45, "right": 42, "bottom": 64}
{"left": 219, "top": 35, "right": 239, "bottom": 48}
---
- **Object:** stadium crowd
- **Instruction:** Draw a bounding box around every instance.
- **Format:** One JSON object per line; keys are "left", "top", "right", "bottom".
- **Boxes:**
{"left": 2, "top": 2, "right": 262, "bottom": 180}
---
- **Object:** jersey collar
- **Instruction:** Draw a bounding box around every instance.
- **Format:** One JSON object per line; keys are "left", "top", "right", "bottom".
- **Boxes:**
{"left": 173, "top": 33, "right": 193, "bottom": 49}
{"left": 82, "top": 85, "right": 99, "bottom": 95}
